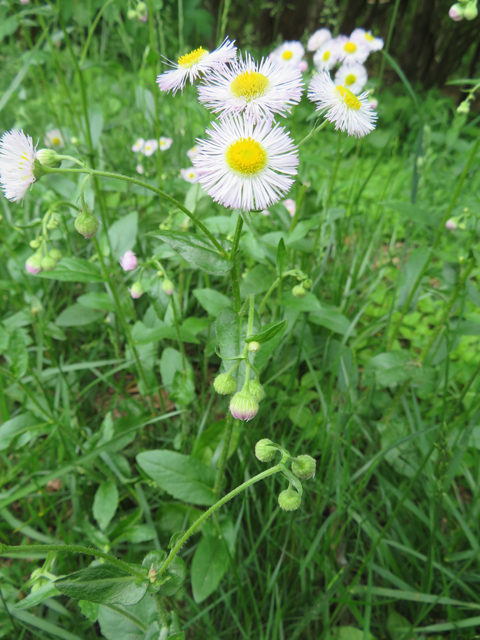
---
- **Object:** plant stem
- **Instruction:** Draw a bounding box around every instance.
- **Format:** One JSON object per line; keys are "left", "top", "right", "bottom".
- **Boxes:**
{"left": 146, "top": 0, "right": 163, "bottom": 187}
{"left": 297, "top": 120, "right": 328, "bottom": 148}
{"left": 377, "top": 0, "right": 401, "bottom": 92}
{"left": 153, "top": 593, "right": 169, "bottom": 627}
{"left": 171, "top": 291, "right": 187, "bottom": 374}
{"left": 230, "top": 215, "right": 244, "bottom": 313}
{"left": 213, "top": 412, "right": 234, "bottom": 496}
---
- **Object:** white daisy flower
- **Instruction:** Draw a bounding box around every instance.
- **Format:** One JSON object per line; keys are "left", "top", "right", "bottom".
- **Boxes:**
{"left": 136, "top": 164, "right": 144, "bottom": 174}
{"left": 186, "top": 145, "right": 199, "bottom": 160}
{"left": 156, "top": 38, "right": 237, "bottom": 95}
{"left": 197, "top": 53, "right": 304, "bottom": 123}
{"left": 335, "top": 36, "right": 369, "bottom": 65}
{"left": 334, "top": 63, "right": 368, "bottom": 95}
{"left": 143, "top": 139, "right": 158, "bottom": 156}
{"left": 350, "top": 28, "right": 384, "bottom": 52}
{"left": 308, "top": 72, "right": 377, "bottom": 138}
{"left": 307, "top": 28, "right": 332, "bottom": 52}
{"left": 192, "top": 115, "right": 299, "bottom": 212}
{"left": 159, "top": 137, "right": 173, "bottom": 151}
{"left": 0, "top": 129, "right": 38, "bottom": 202}
{"left": 132, "top": 138, "right": 145, "bottom": 153}
{"left": 180, "top": 167, "right": 198, "bottom": 183}
{"left": 282, "top": 198, "right": 296, "bottom": 217}
{"left": 313, "top": 39, "right": 340, "bottom": 71}
{"left": 270, "top": 41, "right": 305, "bottom": 67}
{"left": 45, "top": 129, "right": 65, "bottom": 149}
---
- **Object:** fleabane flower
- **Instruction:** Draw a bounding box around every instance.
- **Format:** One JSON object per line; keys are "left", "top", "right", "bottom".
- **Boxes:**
{"left": 187, "top": 145, "right": 199, "bottom": 160}
{"left": 270, "top": 41, "right": 305, "bottom": 67}
{"left": 350, "top": 28, "right": 384, "bottom": 52}
{"left": 308, "top": 72, "right": 377, "bottom": 138}
{"left": 313, "top": 40, "right": 339, "bottom": 71}
{"left": 193, "top": 115, "right": 299, "bottom": 212}
{"left": 132, "top": 138, "right": 145, "bottom": 153}
{"left": 156, "top": 38, "right": 236, "bottom": 95}
{"left": 197, "top": 54, "right": 304, "bottom": 123}
{"left": 283, "top": 198, "right": 296, "bottom": 217}
{"left": 143, "top": 139, "right": 158, "bottom": 156}
{"left": 180, "top": 167, "right": 198, "bottom": 183}
{"left": 334, "top": 63, "right": 368, "bottom": 95}
{"left": 120, "top": 250, "right": 138, "bottom": 271}
{"left": 307, "top": 28, "right": 332, "bottom": 52}
{"left": 159, "top": 137, "right": 173, "bottom": 151}
{"left": 335, "top": 35, "right": 369, "bottom": 65}
{"left": 45, "top": 129, "right": 65, "bottom": 149}
{"left": 0, "top": 129, "right": 37, "bottom": 202}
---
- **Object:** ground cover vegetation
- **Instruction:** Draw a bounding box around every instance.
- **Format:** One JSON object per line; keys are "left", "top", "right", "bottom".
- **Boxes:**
{"left": 1, "top": 0, "right": 480, "bottom": 639}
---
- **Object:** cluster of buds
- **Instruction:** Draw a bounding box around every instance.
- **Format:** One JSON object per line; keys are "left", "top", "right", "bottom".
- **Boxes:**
{"left": 449, "top": 0, "right": 478, "bottom": 20}
{"left": 292, "top": 276, "right": 312, "bottom": 299}
{"left": 26, "top": 247, "right": 62, "bottom": 275}
{"left": 127, "top": 1, "right": 147, "bottom": 21}
{"left": 75, "top": 206, "right": 100, "bottom": 239}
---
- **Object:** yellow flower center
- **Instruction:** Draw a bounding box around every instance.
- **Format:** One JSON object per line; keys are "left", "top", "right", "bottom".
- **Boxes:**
{"left": 225, "top": 137, "right": 268, "bottom": 176}
{"left": 177, "top": 47, "right": 209, "bottom": 68}
{"left": 344, "top": 41, "right": 357, "bottom": 54}
{"left": 365, "top": 33, "right": 374, "bottom": 41}
{"left": 230, "top": 70, "right": 271, "bottom": 101}
{"left": 323, "top": 50, "right": 331, "bottom": 61}
{"left": 52, "top": 136, "right": 60, "bottom": 145}
{"left": 336, "top": 86, "right": 361, "bottom": 110}
{"left": 345, "top": 74, "right": 356, "bottom": 86}
{"left": 282, "top": 50, "right": 293, "bottom": 60}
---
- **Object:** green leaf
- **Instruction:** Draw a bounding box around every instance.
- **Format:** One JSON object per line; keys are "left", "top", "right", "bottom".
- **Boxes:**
{"left": 14, "top": 581, "right": 60, "bottom": 610}
{"left": 282, "top": 291, "right": 321, "bottom": 312}
{"left": 193, "top": 288, "right": 232, "bottom": 317}
{"left": 93, "top": 480, "right": 119, "bottom": 531}
{"left": 77, "top": 293, "right": 116, "bottom": 313}
{"left": 136, "top": 450, "right": 216, "bottom": 506}
{"left": 331, "top": 628, "right": 377, "bottom": 640}
{"left": 98, "top": 595, "right": 156, "bottom": 640}
{"left": 107, "top": 212, "right": 138, "bottom": 260}
{"left": 396, "top": 248, "right": 430, "bottom": 310}
{"left": 79, "top": 600, "right": 99, "bottom": 622}
{"left": 0, "top": 413, "right": 39, "bottom": 451}
{"left": 215, "top": 308, "right": 240, "bottom": 372}
{"left": 364, "top": 352, "right": 416, "bottom": 388}
{"left": 55, "top": 565, "right": 147, "bottom": 606}
{"left": 276, "top": 237, "right": 287, "bottom": 278}
{"left": 170, "top": 369, "right": 195, "bottom": 407}
{"left": 245, "top": 319, "right": 287, "bottom": 344}
{"left": 384, "top": 201, "right": 435, "bottom": 227}
{"left": 36, "top": 258, "right": 104, "bottom": 283}
{"left": 0, "top": 16, "right": 18, "bottom": 42}
{"left": 56, "top": 304, "right": 104, "bottom": 327}
{"left": 387, "top": 610, "right": 418, "bottom": 640}
{"left": 191, "top": 534, "right": 229, "bottom": 603}
{"left": 151, "top": 231, "right": 233, "bottom": 275}
{"left": 309, "top": 307, "right": 356, "bottom": 336}
{"left": 7, "top": 328, "right": 28, "bottom": 377}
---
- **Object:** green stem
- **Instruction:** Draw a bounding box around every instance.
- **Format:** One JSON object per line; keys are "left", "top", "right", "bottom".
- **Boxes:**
{"left": 171, "top": 291, "right": 187, "bottom": 374}
{"left": 259, "top": 278, "right": 280, "bottom": 314}
{"left": 377, "top": 0, "right": 401, "bottom": 92}
{"left": 297, "top": 120, "right": 328, "bottom": 148}
{"left": 159, "top": 463, "right": 283, "bottom": 576}
{"left": 146, "top": 0, "right": 163, "bottom": 188}
{"left": 213, "top": 412, "right": 234, "bottom": 495}
{"left": 153, "top": 593, "right": 169, "bottom": 628}
{"left": 230, "top": 215, "right": 244, "bottom": 313}
{"left": 0, "top": 544, "right": 145, "bottom": 579}
{"left": 79, "top": 0, "right": 115, "bottom": 67}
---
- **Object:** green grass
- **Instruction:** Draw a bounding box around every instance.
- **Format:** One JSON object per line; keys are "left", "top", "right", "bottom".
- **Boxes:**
{"left": 1, "top": 2, "right": 480, "bottom": 639}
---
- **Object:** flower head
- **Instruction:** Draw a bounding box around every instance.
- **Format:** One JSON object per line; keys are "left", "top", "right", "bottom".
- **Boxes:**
{"left": 132, "top": 138, "right": 145, "bottom": 153}
{"left": 213, "top": 373, "right": 237, "bottom": 395}
{"left": 307, "top": 28, "right": 332, "bottom": 52}
{"left": 334, "top": 63, "right": 368, "bottom": 95}
{"left": 180, "top": 167, "right": 198, "bottom": 183}
{"left": 157, "top": 38, "right": 237, "bottom": 95}
{"left": 270, "top": 41, "right": 305, "bottom": 67}
{"left": 193, "top": 115, "right": 298, "bottom": 212}
{"left": 143, "top": 139, "right": 158, "bottom": 156}
{"left": 186, "top": 146, "right": 199, "bottom": 160}
{"left": 335, "top": 36, "right": 369, "bottom": 65}
{"left": 350, "top": 28, "right": 384, "bottom": 52}
{"left": 120, "top": 250, "right": 138, "bottom": 271}
{"left": 26, "top": 254, "right": 42, "bottom": 274}
{"left": 313, "top": 40, "right": 339, "bottom": 71}
{"left": 282, "top": 198, "right": 296, "bottom": 217}
{"left": 75, "top": 209, "right": 100, "bottom": 238}
{"left": 449, "top": 2, "right": 464, "bottom": 19}
{"left": 198, "top": 53, "right": 304, "bottom": 123}
{"left": 229, "top": 387, "right": 259, "bottom": 421}
{"left": 136, "top": 164, "right": 144, "bottom": 174}
{"left": 255, "top": 439, "right": 276, "bottom": 462}
{"left": 45, "top": 129, "right": 65, "bottom": 149}
{"left": 161, "top": 278, "right": 174, "bottom": 295}
{"left": 129, "top": 281, "right": 144, "bottom": 299}
{"left": 159, "top": 137, "right": 173, "bottom": 151}
{"left": 308, "top": 72, "right": 377, "bottom": 138}
{"left": 278, "top": 489, "right": 301, "bottom": 511}
{"left": 0, "top": 129, "right": 37, "bottom": 202}
{"left": 292, "top": 454, "right": 316, "bottom": 479}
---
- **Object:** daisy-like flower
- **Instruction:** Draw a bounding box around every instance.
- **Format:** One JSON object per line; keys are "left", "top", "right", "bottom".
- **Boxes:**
{"left": 313, "top": 40, "right": 339, "bottom": 71}
{"left": 143, "top": 139, "right": 158, "bottom": 156}
{"left": 193, "top": 115, "right": 299, "bottom": 212}
{"left": 136, "top": 164, "right": 144, "bottom": 174}
{"left": 45, "top": 129, "right": 65, "bottom": 149}
{"left": 308, "top": 72, "right": 377, "bottom": 138}
{"left": 335, "top": 35, "right": 369, "bottom": 65}
{"left": 197, "top": 54, "right": 304, "bottom": 123}
{"left": 159, "top": 137, "right": 173, "bottom": 151}
{"left": 156, "top": 38, "right": 236, "bottom": 95}
{"left": 307, "top": 28, "right": 332, "bottom": 52}
{"left": 132, "top": 138, "right": 145, "bottom": 153}
{"left": 334, "top": 63, "right": 368, "bottom": 95}
{"left": 180, "top": 167, "right": 198, "bottom": 183}
{"left": 282, "top": 198, "right": 296, "bottom": 217}
{"left": 350, "top": 28, "right": 384, "bottom": 52}
{"left": 186, "top": 145, "right": 199, "bottom": 160}
{"left": 0, "top": 129, "right": 38, "bottom": 202}
{"left": 270, "top": 41, "right": 305, "bottom": 67}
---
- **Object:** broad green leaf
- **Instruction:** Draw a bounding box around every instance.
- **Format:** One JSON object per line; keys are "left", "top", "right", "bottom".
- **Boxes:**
{"left": 384, "top": 201, "right": 435, "bottom": 227}
{"left": 98, "top": 595, "right": 156, "bottom": 640}
{"left": 36, "top": 257, "right": 104, "bottom": 283}
{"left": 55, "top": 565, "right": 147, "bottom": 606}
{"left": 0, "top": 16, "right": 18, "bottom": 42}
{"left": 0, "top": 413, "right": 39, "bottom": 451}
{"left": 108, "top": 212, "right": 138, "bottom": 260}
{"left": 56, "top": 304, "right": 104, "bottom": 327}
{"left": 137, "top": 450, "right": 216, "bottom": 506}
{"left": 239, "top": 264, "right": 273, "bottom": 297}
{"left": 7, "top": 328, "right": 28, "bottom": 377}
{"left": 93, "top": 480, "right": 119, "bottom": 531}
{"left": 363, "top": 352, "right": 416, "bottom": 388}
{"left": 78, "top": 293, "right": 116, "bottom": 313}
{"left": 215, "top": 308, "right": 240, "bottom": 372}
{"left": 160, "top": 348, "right": 193, "bottom": 392}
{"left": 151, "top": 231, "right": 233, "bottom": 275}
{"left": 193, "top": 288, "right": 232, "bottom": 317}
{"left": 191, "top": 533, "right": 229, "bottom": 603}
{"left": 245, "top": 319, "right": 287, "bottom": 344}
{"left": 170, "top": 369, "right": 196, "bottom": 407}
{"left": 282, "top": 291, "right": 321, "bottom": 312}
{"left": 79, "top": 600, "right": 99, "bottom": 622}
{"left": 276, "top": 237, "right": 287, "bottom": 278}
{"left": 309, "top": 307, "right": 356, "bottom": 336}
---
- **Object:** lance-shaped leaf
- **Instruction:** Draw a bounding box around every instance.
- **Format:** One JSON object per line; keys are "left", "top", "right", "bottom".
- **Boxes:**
{"left": 245, "top": 319, "right": 287, "bottom": 344}
{"left": 55, "top": 565, "right": 147, "bottom": 606}
{"left": 150, "top": 231, "right": 233, "bottom": 275}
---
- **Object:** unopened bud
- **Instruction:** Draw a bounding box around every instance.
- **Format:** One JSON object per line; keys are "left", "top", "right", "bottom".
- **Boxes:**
{"left": 464, "top": 1, "right": 478, "bottom": 19}
{"left": 36, "top": 148, "right": 62, "bottom": 169}
{"left": 137, "top": 1, "right": 147, "bottom": 12}
{"left": 162, "top": 278, "right": 174, "bottom": 295}
{"left": 292, "top": 284, "right": 306, "bottom": 298}
{"left": 25, "top": 255, "right": 42, "bottom": 275}
{"left": 303, "top": 278, "right": 312, "bottom": 290}
{"left": 255, "top": 438, "right": 276, "bottom": 462}
{"left": 229, "top": 388, "right": 259, "bottom": 421}
{"left": 40, "top": 256, "right": 57, "bottom": 272}
{"left": 127, "top": 8, "right": 138, "bottom": 19}
{"left": 75, "top": 210, "right": 99, "bottom": 239}
{"left": 30, "top": 238, "right": 41, "bottom": 249}
{"left": 449, "top": 2, "right": 464, "bottom": 19}
{"left": 248, "top": 341, "right": 261, "bottom": 354}
{"left": 129, "top": 281, "right": 144, "bottom": 299}
{"left": 48, "top": 248, "right": 62, "bottom": 262}
{"left": 120, "top": 250, "right": 137, "bottom": 271}
{"left": 148, "top": 568, "right": 157, "bottom": 583}
{"left": 457, "top": 100, "right": 470, "bottom": 115}
{"left": 249, "top": 378, "right": 265, "bottom": 402}
{"left": 291, "top": 455, "right": 316, "bottom": 480}
{"left": 278, "top": 489, "right": 301, "bottom": 511}
{"left": 213, "top": 373, "right": 237, "bottom": 395}
{"left": 445, "top": 219, "right": 457, "bottom": 230}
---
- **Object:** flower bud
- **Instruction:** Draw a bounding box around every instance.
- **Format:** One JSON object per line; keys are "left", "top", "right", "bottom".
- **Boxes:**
{"left": 291, "top": 455, "right": 316, "bottom": 480}
{"left": 40, "top": 256, "right": 57, "bottom": 272}
{"left": 248, "top": 341, "right": 261, "bottom": 354}
{"left": 249, "top": 378, "right": 265, "bottom": 402}
{"left": 255, "top": 438, "right": 276, "bottom": 462}
{"left": 278, "top": 489, "right": 301, "bottom": 512}
{"left": 449, "top": 3, "right": 464, "bottom": 19}
{"left": 137, "top": 1, "right": 147, "bottom": 11}
{"left": 162, "top": 278, "right": 174, "bottom": 295}
{"left": 445, "top": 219, "right": 457, "bottom": 230}
{"left": 127, "top": 8, "right": 138, "bottom": 19}
{"left": 457, "top": 100, "right": 470, "bottom": 114}
{"left": 303, "top": 278, "right": 312, "bottom": 290}
{"left": 292, "top": 284, "right": 306, "bottom": 298}
{"left": 36, "top": 148, "right": 62, "bottom": 169}
{"left": 129, "top": 281, "right": 144, "bottom": 299}
{"left": 464, "top": 1, "right": 478, "bottom": 19}
{"left": 229, "top": 388, "right": 259, "bottom": 421}
{"left": 298, "top": 60, "right": 308, "bottom": 73}
{"left": 49, "top": 248, "right": 62, "bottom": 262}
{"left": 213, "top": 373, "right": 237, "bottom": 395}
{"left": 120, "top": 250, "right": 138, "bottom": 271}
{"left": 75, "top": 210, "right": 99, "bottom": 239}
{"left": 25, "top": 255, "right": 42, "bottom": 275}
{"left": 30, "top": 238, "right": 41, "bottom": 249}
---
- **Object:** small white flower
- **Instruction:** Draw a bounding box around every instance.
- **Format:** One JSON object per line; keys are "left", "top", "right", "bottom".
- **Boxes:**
{"left": 282, "top": 198, "right": 296, "bottom": 217}
{"left": 261, "top": 209, "right": 270, "bottom": 216}
{"left": 0, "top": 129, "right": 37, "bottom": 202}
{"left": 350, "top": 28, "right": 384, "bottom": 52}
{"left": 270, "top": 41, "right": 305, "bottom": 67}
{"left": 132, "top": 138, "right": 145, "bottom": 153}
{"left": 335, "top": 36, "right": 369, "bottom": 65}
{"left": 45, "top": 129, "right": 65, "bottom": 149}
{"left": 368, "top": 97, "right": 378, "bottom": 110}
{"left": 313, "top": 40, "right": 339, "bottom": 71}
{"left": 159, "top": 137, "right": 173, "bottom": 151}
{"left": 307, "top": 28, "right": 332, "bottom": 52}
{"left": 308, "top": 72, "right": 377, "bottom": 138}
{"left": 192, "top": 115, "right": 299, "bottom": 212}
{"left": 143, "top": 139, "right": 158, "bottom": 156}
{"left": 186, "top": 145, "right": 199, "bottom": 160}
{"left": 197, "top": 53, "right": 304, "bottom": 123}
{"left": 334, "top": 63, "right": 368, "bottom": 95}
{"left": 298, "top": 60, "right": 308, "bottom": 73}
{"left": 136, "top": 164, "right": 144, "bottom": 174}
{"left": 157, "top": 38, "right": 237, "bottom": 95}
{"left": 180, "top": 167, "right": 198, "bottom": 183}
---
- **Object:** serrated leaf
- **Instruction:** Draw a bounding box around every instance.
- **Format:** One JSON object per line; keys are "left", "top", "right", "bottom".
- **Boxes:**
{"left": 55, "top": 565, "right": 147, "bottom": 606}
{"left": 245, "top": 319, "right": 287, "bottom": 344}
{"left": 151, "top": 231, "right": 233, "bottom": 275}
{"left": 35, "top": 258, "right": 104, "bottom": 283}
